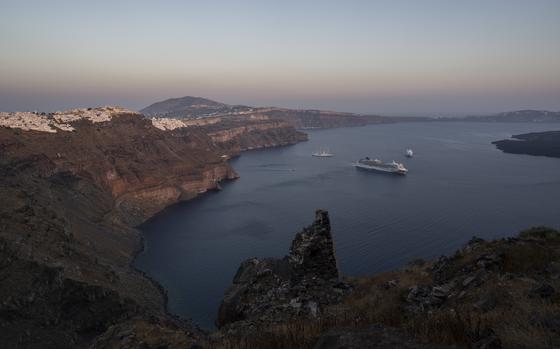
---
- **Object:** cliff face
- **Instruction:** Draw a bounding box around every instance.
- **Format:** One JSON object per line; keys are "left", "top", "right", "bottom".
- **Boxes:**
{"left": 0, "top": 113, "right": 239, "bottom": 224}
{"left": 0, "top": 107, "right": 306, "bottom": 348}
{"left": 258, "top": 109, "right": 396, "bottom": 129}
{"left": 206, "top": 119, "right": 308, "bottom": 153}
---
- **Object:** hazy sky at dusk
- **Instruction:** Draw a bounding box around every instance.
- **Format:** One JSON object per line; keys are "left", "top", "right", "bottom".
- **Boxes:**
{"left": 1, "top": 0, "right": 559, "bottom": 115}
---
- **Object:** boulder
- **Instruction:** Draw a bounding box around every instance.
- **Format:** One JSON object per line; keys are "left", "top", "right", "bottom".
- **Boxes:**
{"left": 472, "top": 329, "right": 502, "bottom": 349}
{"left": 529, "top": 283, "right": 555, "bottom": 299}
{"left": 473, "top": 294, "right": 497, "bottom": 313}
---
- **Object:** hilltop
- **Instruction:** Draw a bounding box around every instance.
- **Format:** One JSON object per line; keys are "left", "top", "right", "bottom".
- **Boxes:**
{"left": 140, "top": 96, "right": 252, "bottom": 119}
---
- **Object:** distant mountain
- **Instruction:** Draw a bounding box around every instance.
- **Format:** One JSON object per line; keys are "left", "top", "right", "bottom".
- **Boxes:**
{"left": 464, "top": 110, "right": 560, "bottom": 123}
{"left": 140, "top": 96, "right": 252, "bottom": 118}
{"left": 140, "top": 96, "right": 429, "bottom": 129}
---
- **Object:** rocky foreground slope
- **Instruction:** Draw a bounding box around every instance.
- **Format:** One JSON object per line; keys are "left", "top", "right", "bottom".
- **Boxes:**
{"left": 0, "top": 106, "right": 306, "bottom": 348}
{"left": 209, "top": 212, "right": 560, "bottom": 349}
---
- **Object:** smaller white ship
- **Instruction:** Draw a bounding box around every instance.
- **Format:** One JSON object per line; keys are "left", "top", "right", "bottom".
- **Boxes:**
{"left": 405, "top": 149, "right": 414, "bottom": 158}
{"left": 312, "top": 149, "right": 333, "bottom": 157}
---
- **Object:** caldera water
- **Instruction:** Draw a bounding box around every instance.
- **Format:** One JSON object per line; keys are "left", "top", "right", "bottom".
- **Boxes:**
{"left": 134, "top": 122, "right": 560, "bottom": 329}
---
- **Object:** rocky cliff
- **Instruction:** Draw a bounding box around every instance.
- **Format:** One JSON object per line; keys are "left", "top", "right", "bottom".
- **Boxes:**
{"left": 0, "top": 106, "right": 306, "bottom": 348}
{"left": 205, "top": 118, "right": 308, "bottom": 153}
{"left": 258, "top": 108, "right": 427, "bottom": 129}
{"left": 217, "top": 210, "right": 349, "bottom": 329}
{"left": 0, "top": 111, "right": 239, "bottom": 223}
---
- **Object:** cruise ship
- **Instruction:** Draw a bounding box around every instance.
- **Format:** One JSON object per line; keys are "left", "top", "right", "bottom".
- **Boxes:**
{"left": 354, "top": 157, "right": 408, "bottom": 174}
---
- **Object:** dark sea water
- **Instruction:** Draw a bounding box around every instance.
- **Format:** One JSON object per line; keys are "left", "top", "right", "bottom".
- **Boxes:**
{"left": 134, "top": 122, "right": 560, "bottom": 329}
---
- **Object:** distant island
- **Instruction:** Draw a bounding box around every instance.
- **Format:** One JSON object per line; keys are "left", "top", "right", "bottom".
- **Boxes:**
{"left": 493, "top": 131, "right": 560, "bottom": 158}
{"left": 462, "top": 110, "right": 560, "bottom": 123}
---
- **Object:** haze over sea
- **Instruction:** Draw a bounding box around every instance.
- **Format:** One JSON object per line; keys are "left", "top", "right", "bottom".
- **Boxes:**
{"left": 134, "top": 122, "right": 560, "bottom": 329}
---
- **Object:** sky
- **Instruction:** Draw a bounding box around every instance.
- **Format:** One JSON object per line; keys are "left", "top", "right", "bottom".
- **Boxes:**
{"left": 1, "top": 0, "right": 559, "bottom": 115}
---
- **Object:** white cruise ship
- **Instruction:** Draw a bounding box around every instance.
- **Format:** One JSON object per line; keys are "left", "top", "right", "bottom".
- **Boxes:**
{"left": 354, "top": 157, "right": 408, "bottom": 174}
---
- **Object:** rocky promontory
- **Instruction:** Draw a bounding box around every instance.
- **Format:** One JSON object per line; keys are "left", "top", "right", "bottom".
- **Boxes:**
{"left": 493, "top": 131, "right": 560, "bottom": 158}
{"left": 217, "top": 210, "right": 349, "bottom": 329}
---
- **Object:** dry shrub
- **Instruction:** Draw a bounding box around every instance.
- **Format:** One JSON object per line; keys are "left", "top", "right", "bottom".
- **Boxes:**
{"left": 209, "top": 319, "right": 325, "bottom": 349}
{"left": 406, "top": 309, "right": 480, "bottom": 345}
{"left": 502, "top": 244, "right": 555, "bottom": 274}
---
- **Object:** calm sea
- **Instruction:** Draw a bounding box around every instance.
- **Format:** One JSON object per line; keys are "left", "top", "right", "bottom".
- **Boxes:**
{"left": 134, "top": 122, "right": 560, "bottom": 329}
